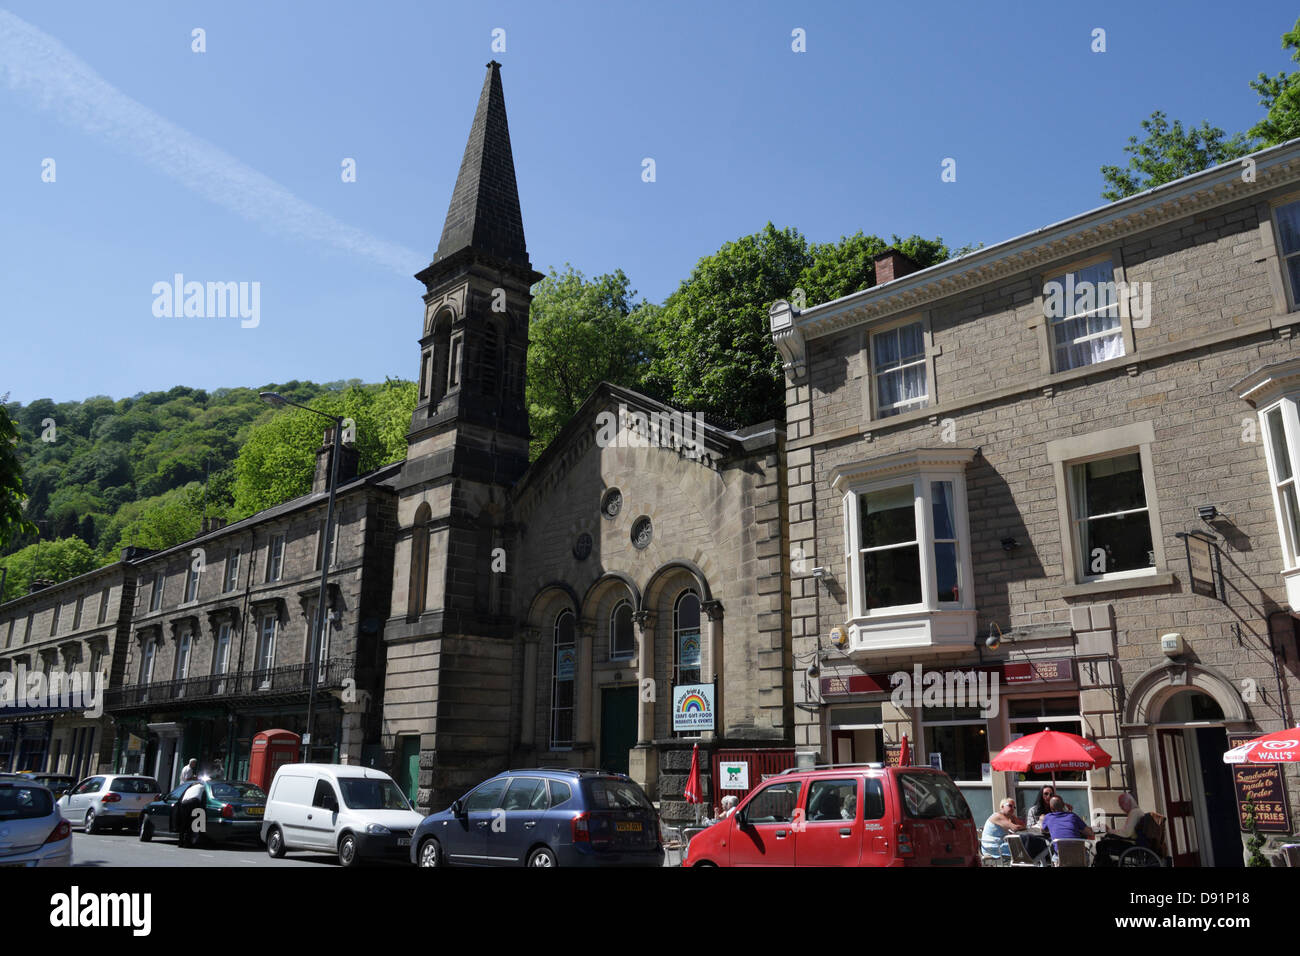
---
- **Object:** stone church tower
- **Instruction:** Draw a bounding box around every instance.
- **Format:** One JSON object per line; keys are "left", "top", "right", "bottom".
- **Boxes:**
{"left": 383, "top": 61, "right": 541, "bottom": 810}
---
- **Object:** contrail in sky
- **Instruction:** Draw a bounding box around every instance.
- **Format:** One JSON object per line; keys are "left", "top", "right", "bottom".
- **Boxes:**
{"left": 0, "top": 9, "right": 425, "bottom": 276}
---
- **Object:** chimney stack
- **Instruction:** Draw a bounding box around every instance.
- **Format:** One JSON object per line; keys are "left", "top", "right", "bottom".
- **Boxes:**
{"left": 313, "top": 426, "right": 359, "bottom": 494}
{"left": 873, "top": 248, "right": 922, "bottom": 286}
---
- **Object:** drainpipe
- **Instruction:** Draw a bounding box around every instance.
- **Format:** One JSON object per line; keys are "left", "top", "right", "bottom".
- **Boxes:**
{"left": 1266, "top": 610, "right": 1294, "bottom": 728}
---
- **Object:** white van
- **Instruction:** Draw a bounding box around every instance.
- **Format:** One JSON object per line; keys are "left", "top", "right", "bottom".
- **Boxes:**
{"left": 262, "top": 763, "right": 425, "bottom": 867}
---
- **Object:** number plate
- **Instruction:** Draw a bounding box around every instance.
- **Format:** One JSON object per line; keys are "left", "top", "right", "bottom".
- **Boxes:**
{"left": 397, "top": 838, "right": 411, "bottom": 846}
{"left": 123, "top": 812, "right": 140, "bottom": 819}
{"left": 616, "top": 822, "right": 642, "bottom": 832}
{"left": 245, "top": 807, "right": 264, "bottom": 817}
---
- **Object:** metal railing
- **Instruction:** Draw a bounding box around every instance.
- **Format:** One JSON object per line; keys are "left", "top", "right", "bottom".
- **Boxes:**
{"left": 106, "top": 656, "right": 354, "bottom": 709}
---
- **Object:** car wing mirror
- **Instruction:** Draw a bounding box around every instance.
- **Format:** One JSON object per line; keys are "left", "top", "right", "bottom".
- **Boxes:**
{"left": 452, "top": 799, "right": 465, "bottom": 817}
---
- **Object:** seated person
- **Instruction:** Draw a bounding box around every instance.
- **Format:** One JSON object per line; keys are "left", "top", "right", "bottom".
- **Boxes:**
{"left": 718, "top": 795, "right": 739, "bottom": 819}
{"left": 1094, "top": 792, "right": 1143, "bottom": 865}
{"left": 1025, "top": 784, "right": 1073, "bottom": 828}
{"left": 1040, "top": 796, "right": 1095, "bottom": 853}
{"left": 981, "top": 797, "right": 1026, "bottom": 858}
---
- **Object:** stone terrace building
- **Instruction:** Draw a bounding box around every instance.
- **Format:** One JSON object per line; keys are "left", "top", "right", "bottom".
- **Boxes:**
{"left": 771, "top": 140, "right": 1300, "bottom": 866}
{"left": 108, "top": 440, "right": 398, "bottom": 790}
{"left": 0, "top": 557, "right": 139, "bottom": 776}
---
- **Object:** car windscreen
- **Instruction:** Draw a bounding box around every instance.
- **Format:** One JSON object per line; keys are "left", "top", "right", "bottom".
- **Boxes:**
{"left": 0, "top": 785, "right": 54, "bottom": 820}
{"left": 210, "top": 782, "right": 266, "bottom": 802}
{"left": 337, "top": 778, "right": 410, "bottom": 811}
{"left": 583, "top": 778, "right": 654, "bottom": 810}
{"left": 897, "top": 772, "right": 972, "bottom": 820}
{"left": 111, "top": 778, "right": 160, "bottom": 794}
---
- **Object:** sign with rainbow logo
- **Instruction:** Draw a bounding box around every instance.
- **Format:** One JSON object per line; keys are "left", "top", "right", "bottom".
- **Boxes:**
{"left": 672, "top": 683, "right": 715, "bottom": 731}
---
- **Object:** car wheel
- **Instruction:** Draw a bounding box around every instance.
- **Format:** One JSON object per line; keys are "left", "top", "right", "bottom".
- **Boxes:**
{"left": 139, "top": 819, "right": 153, "bottom": 842}
{"left": 83, "top": 809, "right": 99, "bottom": 835}
{"left": 338, "top": 833, "right": 360, "bottom": 868}
{"left": 266, "top": 826, "right": 286, "bottom": 859}
{"left": 526, "top": 846, "right": 557, "bottom": 867}
{"left": 418, "top": 837, "right": 441, "bottom": 868}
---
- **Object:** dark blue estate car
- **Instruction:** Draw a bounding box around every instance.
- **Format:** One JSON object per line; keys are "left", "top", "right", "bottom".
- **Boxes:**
{"left": 411, "top": 768, "right": 664, "bottom": 867}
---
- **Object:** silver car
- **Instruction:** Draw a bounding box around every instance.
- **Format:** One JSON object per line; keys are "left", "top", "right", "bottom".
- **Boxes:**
{"left": 0, "top": 779, "right": 72, "bottom": 867}
{"left": 57, "top": 775, "right": 161, "bottom": 834}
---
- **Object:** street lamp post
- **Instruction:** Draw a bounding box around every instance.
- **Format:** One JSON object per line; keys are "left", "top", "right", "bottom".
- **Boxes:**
{"left": 259, "top": 392, "right": 343, "bottom": 764}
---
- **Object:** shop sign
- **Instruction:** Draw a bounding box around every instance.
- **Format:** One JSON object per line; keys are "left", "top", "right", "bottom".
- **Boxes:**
{"left": 1177, "top": 531, "right": 1223, "bottom": 601}
{"left": 718, "top": 760, "right": 749, "bottom": 789}
{"left": 1227, "top": 734, "right": 1292, "bottom": 833}
{"left": 1003, "top": 659, "right": 1074, "bottom": 684}
{"left": 672, "top": 683, "right": 714, "bottom": 732}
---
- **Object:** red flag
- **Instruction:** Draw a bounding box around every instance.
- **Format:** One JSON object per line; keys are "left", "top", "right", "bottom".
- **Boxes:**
{"left": 898, "top": 735, "right": 911, "bottom": 767}
{"left": 683, "top": 744, "right": 702, "bottom": 804}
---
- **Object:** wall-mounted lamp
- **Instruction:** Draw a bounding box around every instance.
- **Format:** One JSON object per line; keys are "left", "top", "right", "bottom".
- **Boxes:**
{"left": 1197, "top": 505, "right": 1219, "bottom": 522}
{"left": 1000, "top": 537, "right": 1019, "bottom": 551}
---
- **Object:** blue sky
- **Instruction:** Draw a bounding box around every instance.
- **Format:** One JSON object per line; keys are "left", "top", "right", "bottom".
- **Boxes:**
{"left": 1, "top": 0, "right": 1295, "bottom": 405}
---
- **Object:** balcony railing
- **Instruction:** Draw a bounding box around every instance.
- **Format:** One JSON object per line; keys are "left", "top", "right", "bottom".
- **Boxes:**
{"left": 106, "top": 656, "right": 355, "bottom": 709}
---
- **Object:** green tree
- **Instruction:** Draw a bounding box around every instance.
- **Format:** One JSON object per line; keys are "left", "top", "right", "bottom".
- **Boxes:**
{"left": 106, "top": 484, "right": 204, "bottom": 556}
{"left": 526, "top": 266, "right": 657, "bottom": 458}
{"left": 230, "top": 381, "right": 415, "bottom": 517}
{"left": 1250, "top": 17, "right": 1300, "bottom": 146}
{"left": 1100, "top": 111, "right": 1256, "bottom": 201}
{"left": 0, "top": 536, "right": 100, "bottom": 602}
{"left": 0, "top": 404, "right": 36, "bottom": 551}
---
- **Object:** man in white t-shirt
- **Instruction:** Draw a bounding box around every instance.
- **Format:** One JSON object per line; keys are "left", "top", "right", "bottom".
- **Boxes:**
{"left": 176, "top": 781, "right": 207, "bottom": 849}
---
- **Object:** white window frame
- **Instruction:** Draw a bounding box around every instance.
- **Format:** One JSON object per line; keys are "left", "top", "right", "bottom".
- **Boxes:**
{"left": 869, "top": 318, "right": 930, "bottom": 419}
{"left": 1045, "top": 421, "right": 1168, "bottom": 592}
{"left": 1261, "top": 398, "right": 1300, "bottom": 570}
{"left": 139, "top": 636, "right": 157, "bottom": 685}
{"left": 1067, "top": 451, "right": 1156, "bottom": 584}
{"left": 174, "top": 628, "right": 193, "bottom": 693}
{"left": 224, "top": 549, "right": 241, "bottom": 593}
{"left": 266, "top": 534, "right": 285, "bottom": 583}
{"left": 831, "top": 450, "right": 977, "bottom": 655}
{"left": 72, "top": 596, "right": 83, "bottom": 630}
{"left": 1270, "top": 197, "right": 1300, "bottom": 311}
{"left": 213, "top": 623, "right": 232, "bottom": 676}
{"left": 255, "top": 613, "right": 277, "bottom": 688}
{"left": 842, "top": 472, "right": 974, "bottom": 620}
{"left": 149, "top": 572, "right": 164, "bottom": 613}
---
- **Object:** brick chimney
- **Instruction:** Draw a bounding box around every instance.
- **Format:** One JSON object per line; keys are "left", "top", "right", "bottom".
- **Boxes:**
{"left": 873, "top": 248, "right": 922, "bottom": 285}
{"left": 313, "top": 426, "right": 359, "bottom": 494}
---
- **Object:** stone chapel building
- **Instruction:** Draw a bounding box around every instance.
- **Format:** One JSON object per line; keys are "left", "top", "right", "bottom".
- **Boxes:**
{"left": 381, "top": 62, "right": 794, "bottom": 818}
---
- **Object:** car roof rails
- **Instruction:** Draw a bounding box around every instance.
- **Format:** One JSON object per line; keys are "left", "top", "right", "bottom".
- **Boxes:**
{"left": 778, "top": 762, "right": 887, "bottom": 774}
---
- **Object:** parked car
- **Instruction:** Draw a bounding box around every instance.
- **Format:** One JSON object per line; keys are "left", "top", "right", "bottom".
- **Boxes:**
{"left": 412, "top": 768, "right": 664, "bottom": 868}
{"left": 0, "top": 779, "right": 72, "bottom": 866}
{"left": 684, "top": 764, "right": 980, "bottom": 867}
{"left": 140, "top": 780, "right": 268, "bottom": 845}
{"left": 261, "top": 764, "right": 423, "bottom": 867}
{"left": 56, "top": 775, "right": 161, "bottom": 834}
{"left": 29, "top": 775, "right": 76, "bottom": 800}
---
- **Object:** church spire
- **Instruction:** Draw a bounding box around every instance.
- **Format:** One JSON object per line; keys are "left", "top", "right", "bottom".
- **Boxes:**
{"left": 432, "top": 60, "right": 530, "bottom": 271}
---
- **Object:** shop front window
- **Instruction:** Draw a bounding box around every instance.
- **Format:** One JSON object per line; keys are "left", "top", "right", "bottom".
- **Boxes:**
{"left": 921, "top": 706, "right": 988, "bottom": 782}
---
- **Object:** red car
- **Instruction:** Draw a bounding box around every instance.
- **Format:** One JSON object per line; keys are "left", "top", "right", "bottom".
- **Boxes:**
{"left": 684, "top": 764, "right": 980, "bottom": 867}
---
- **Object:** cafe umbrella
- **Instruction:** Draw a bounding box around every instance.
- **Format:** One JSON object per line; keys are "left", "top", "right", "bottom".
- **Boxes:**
{"left": 683, "top": 743, "right": 702, "bottom": 823}
{"left": 990, "top": 729, "right": 1113, "bottom": 786}
{"left": 1223, "top": 727, "right": 1300, "bottom": 764}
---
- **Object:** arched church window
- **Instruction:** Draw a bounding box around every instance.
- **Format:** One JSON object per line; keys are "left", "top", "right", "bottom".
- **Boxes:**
{"left": 551, "top": 610, "right": 576, "bottom": 749}
{"left": 610, "top": 600, "right": 635, "bottom": 661}
{"left": 674, "top": 590, "right": 702, "bottom": 687}
{"left": 407, "top": 503, "right": 432, "bottom": 620}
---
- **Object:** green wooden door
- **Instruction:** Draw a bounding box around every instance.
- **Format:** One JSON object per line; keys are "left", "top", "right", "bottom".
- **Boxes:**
{"left": 600, "top": 687, "right": 638, "bottom": 776}
{"left": 398, "top": 736, "right": 420, "bottom": 803}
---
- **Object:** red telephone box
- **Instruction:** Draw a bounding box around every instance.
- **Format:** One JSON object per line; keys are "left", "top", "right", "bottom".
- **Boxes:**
{"left": 249, "top": 729, "right": 300, "bottom": 791}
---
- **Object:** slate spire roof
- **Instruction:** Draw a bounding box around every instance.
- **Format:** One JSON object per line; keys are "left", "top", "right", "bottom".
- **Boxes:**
{"left": 432, "top": 60, "right": 530, "bottom": 271}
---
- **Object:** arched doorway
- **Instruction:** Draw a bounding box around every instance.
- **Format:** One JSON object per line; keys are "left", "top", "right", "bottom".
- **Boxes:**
{"left": 1124, "top": 663, "right": 1250, "bottom": 867}
{"left": 1152, "top": 691, "right": 1241, "bottom": 867}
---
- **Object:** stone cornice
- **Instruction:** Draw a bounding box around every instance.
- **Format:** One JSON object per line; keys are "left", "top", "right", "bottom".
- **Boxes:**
{"left": 786, "top": 143, "right": 1300, "bottom": 342}
{"left": 829, "top": 447, "right": 978, "bottom": 496}
{"left": 1234, "top": 355, "right": 1300, "bottom": 407}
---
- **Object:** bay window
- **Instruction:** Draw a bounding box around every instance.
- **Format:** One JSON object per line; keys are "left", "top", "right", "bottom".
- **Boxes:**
{"left": 832, "top": 449, "right": 976, "bottom": 654}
